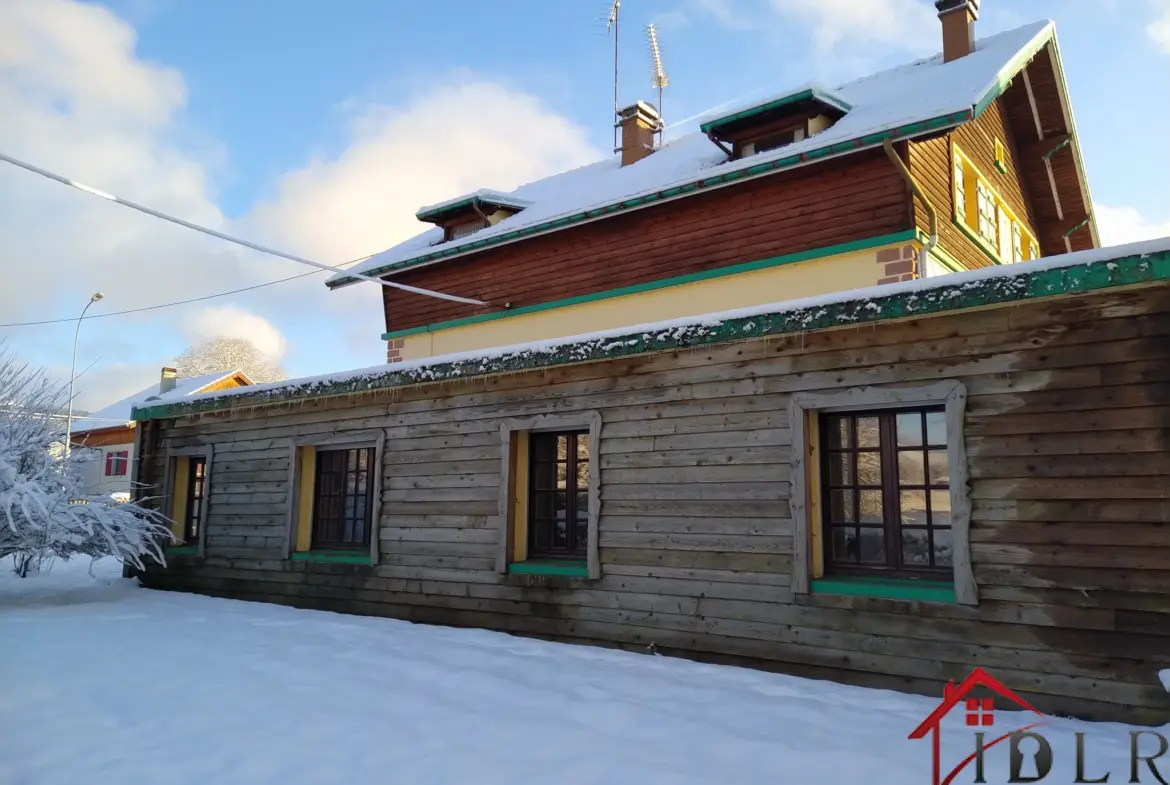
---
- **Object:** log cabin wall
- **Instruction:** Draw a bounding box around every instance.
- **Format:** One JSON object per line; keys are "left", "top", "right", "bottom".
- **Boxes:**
{"left": 380, "top": 149, "right": 912, "bottom": 333}
{"left": 140, "top": 283, "right": 1170, "bottom": 723}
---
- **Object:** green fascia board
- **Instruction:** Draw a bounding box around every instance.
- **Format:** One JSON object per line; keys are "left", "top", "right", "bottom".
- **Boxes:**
{"left": 290, "top": 551, "right": 373, "bottom": 564}
{"left": 165, "top": 545, "right": 200, "bottom": 556}
{"left": 415, "top": 195, "right": 530, "bottom": 223}
{"left": 134, "top": 248, "right": 1170, "bottom": 422}
{"left": 332, "top": 29, "right": 1057, "bottom": 290}
{"left": 811, "top": 576, "right": 956, "bottom": 603}
{"left": 508, "top": 560, "right": 589, "bottom": 577}
{"left": 698, "top": 88, "right": 853, "bottom": 134}
{"left": 382, "top": 230, "right": 918, "bottom": 341}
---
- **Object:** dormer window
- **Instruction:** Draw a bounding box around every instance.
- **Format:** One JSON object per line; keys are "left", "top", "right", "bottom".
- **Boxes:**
{"left": 415, "top": 189, "right": 533, "bottom": 245}
{"left": 700, "top": 83, "right": 851, "bottom": 161}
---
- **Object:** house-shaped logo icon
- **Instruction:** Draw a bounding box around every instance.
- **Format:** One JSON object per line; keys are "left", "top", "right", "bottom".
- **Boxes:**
{"left": 909, "top": 667, "right": 1047, "bottom": 785}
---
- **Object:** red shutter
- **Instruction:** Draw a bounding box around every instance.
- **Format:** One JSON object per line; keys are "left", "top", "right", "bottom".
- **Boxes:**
{"left": 121, "top": 451, "right": 129, "bottom": 476}
{"left": 105, "top": 453, "right": 113, "bottom": 476}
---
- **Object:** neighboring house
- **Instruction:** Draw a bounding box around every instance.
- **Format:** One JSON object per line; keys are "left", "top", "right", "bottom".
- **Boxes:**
{"left": 326, "top": 4, "right": 1095, "bottom": 365}
{"left": 72, "top": 367, "right": 251, "bottom": 498}
{"left": 126, "top": 9, "right": 1170, "bottom": 722}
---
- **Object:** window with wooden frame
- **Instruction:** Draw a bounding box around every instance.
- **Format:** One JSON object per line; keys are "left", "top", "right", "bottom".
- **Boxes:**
{"left": 105, "top": 450, "right": 129, "bottom": 477}
{"left": 952, "top": 142, "right": 1039, "bottom": 265}
{"left": 445, "top": 218, "right": 488, "bottom": 242}
{"left": 788, "top": 383, "right": 976, "bottom": 605}
{"left": 286, "top": 431, "right": 385, "bottom": 565}
{"left": 498, "top": 413, "right": 602, "bottom": 579}
{"left": 164, "top": 446, "right": 214, "bottom": 556}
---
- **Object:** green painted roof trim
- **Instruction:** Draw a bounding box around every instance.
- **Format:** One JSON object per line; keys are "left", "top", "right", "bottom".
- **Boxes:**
{"left": 381, "top": 229, "right": 918, "bottom": 341}
{"left": 331, "top": 29, "right": 1058, "bottom": 289}
{"left": 135, "top": 248, "right": 1170, "bottom": 422}
{"left": 415, "top": 194, "right": 530, "bottom": 223}
{"left": 698, "top": 88, "right": 853, "bottom": 134}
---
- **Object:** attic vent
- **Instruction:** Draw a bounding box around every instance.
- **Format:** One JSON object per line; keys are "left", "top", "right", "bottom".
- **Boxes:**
{"left": 700, "top": 84, "right": 851, "bottom": 160}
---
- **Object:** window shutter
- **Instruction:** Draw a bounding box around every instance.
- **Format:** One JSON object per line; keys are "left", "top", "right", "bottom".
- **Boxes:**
{"left": 105, "top": 453, "right": 113, "bottom": 476}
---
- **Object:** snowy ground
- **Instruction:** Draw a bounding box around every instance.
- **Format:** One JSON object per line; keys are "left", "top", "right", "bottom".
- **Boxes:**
{"left": 1, "top": 559, "right": 1165, "bottom": 784}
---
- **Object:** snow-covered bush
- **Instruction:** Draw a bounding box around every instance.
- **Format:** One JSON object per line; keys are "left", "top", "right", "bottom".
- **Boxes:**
{"left": 0, "top": 348, "right": 170, "bottom": 576}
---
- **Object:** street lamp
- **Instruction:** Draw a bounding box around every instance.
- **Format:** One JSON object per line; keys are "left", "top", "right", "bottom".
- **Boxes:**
{"left": 64, "top": 292, "right": 103, "bottom": 458}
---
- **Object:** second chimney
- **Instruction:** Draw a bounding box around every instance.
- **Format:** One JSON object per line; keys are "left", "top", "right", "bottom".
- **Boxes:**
{"left": 159, "top": 366, "right": 178, "bottom": 395}
{"left": 617, "top": 101, "right": 661, "bottom": 167}
{"left": 935, "top": 0, "right": 979, "bottom": 63}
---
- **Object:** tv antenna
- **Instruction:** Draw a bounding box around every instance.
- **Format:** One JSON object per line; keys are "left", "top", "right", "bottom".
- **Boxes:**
{"left": 607, "top": 0, "right": 621, "bottom": 152}
{"left": 646, "top": 22, "right": 668, "bottom": 147}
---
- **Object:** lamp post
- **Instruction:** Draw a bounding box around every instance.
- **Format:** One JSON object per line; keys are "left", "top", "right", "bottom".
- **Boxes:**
{"left": 64, "top": 292, "right": 103, "bottom": 458}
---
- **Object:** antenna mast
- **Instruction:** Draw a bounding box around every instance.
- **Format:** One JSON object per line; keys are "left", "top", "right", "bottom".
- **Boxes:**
{"left": 646, "top": 22, "right": 669, "bottom": 147}
{"left": 607, "top": 0, "right": 621, "bottom": 152}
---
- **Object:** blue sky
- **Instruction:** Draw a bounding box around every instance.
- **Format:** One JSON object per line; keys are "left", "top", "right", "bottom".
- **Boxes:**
{"left": 2, "top": 0, "right": 1169, "bottom": 411}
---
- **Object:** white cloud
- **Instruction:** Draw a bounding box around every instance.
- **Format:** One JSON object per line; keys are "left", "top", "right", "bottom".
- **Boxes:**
{"left": 180, "top": 306, "right": 287, "bottom": 362}
{"left": 1094, "top": 204, "right": 1170, "bottom": 247}
{"left": 1149, "top": 0, "right": 1170, "bottom": 53}
{"left": 1, "top": 1, "right": 600, "bottom": 410}
{"left": 768, "top": 0, "right": 936, "bottom": 53}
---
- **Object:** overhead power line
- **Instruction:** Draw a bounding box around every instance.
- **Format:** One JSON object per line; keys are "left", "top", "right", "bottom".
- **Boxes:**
{"left": 0, "top": 151, "right": 487, "bottom": 306}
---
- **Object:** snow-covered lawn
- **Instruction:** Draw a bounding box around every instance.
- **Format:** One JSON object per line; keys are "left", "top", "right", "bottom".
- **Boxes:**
{"left": 1, "top": 559, "right": 1164, "bottom": 785}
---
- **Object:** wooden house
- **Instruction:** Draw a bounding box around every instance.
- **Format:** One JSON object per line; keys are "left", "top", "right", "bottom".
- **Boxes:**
{"left": 128, "top": 6, "right": 1170, "bottom": 722}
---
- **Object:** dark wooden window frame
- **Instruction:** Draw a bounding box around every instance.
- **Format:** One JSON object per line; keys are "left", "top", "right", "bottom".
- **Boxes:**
{"left": 163, "top": 444, "right": 215, "bottom": 558}
{"left": 788, "top": 383, "right": 977, "bottom": 605}
{"left": 183, "top": 456, "right": 207, "bottom": 544}
{"left": 310, "top": 447, "right": 377, "bottom": 550}
{"left": 526, "top": 430, "right": 590, "bottom": 560}
{"left": 818, "top": 407, "right": 951, "bottom": 579}
{"left": 497, "top": 412, "right": 602, "bottom": 579}
{"left": 285, "top": 431, "right": 386, "bottom": 564}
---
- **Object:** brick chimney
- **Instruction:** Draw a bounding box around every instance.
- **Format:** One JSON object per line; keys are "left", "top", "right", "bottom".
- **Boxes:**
{"left": 617, "top": 101, "right": 660, "bottom": 167}
{"left": 159, "top": 366, "right": 178, "bottom": 395}
{"left": 935, "top": 0, "right": 979, "bottom": 63}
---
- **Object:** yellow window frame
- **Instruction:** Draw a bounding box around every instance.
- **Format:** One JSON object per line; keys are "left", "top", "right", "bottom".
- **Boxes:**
{"left": 951, "top": 142, "right": 1039, "bottom": 264}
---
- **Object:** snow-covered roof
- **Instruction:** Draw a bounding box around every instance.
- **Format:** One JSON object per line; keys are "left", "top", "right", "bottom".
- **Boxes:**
{"left": 415, "top": 189, "right": 534, "bottom": 223}
{"left": 75, "top": 370, "right": 250, "bottom": 435}
{"left": 329, "top": 20, "right": 1056, "bottom": 289}
{"left": 698, "top": 83, "right": 852, "bottom": 135}
{"left": 138, "top": 236, "right": 1170, "bottom": 422}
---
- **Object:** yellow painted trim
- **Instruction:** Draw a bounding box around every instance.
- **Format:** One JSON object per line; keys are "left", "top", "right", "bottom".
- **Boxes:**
{"left": 170, "top": 457, "right": 189, "bottom": 542}
{"left": 400, "top": 241, "right": 901, "bottom": 362}
{"left": 511, "top": 432, "right": 529, "bottom": 563}
{"left": 295, "top": 446, "right": 316, "bottom": 552}
{"left": 951, "top": 142, "right": 1038, "bottom": 262}
{"left": 807, "top": 412, "right": 824, "bottom": 580}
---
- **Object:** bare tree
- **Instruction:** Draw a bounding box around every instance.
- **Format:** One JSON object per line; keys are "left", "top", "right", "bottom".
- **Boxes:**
{"left": 172, "top": 337, "right": 287, "bottom": 383}
{"left": 0, "top": 347, "right": 170, "bottom": 576}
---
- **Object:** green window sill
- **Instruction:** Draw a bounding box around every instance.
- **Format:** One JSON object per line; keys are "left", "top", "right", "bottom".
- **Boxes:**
{"left": 811, "top": 575, "right": 956, "bottom": 603}
{"left": 291, "top": 551, "right": 373, "bottom": 565}
{"left": 165, "top": 545, "right": 200, "bottom": 556}
{"left": 508, "top": 560, "right": 589, "bottom": 577}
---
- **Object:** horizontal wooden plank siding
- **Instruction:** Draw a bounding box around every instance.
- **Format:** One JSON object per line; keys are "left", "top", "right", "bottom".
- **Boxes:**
{"left": 381, "top": 149, "right": 911, "bottom": 333}
{"left": 139, "top": 284, "right": 1170, "bottom": 723}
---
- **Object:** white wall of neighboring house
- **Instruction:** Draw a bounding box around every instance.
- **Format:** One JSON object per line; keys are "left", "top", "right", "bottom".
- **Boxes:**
{"left": 75, "top": 438, "right": 135, "bottom": 500}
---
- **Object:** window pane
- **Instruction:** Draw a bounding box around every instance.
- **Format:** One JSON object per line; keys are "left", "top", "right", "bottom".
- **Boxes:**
{"left": 933, "top": 528, "right": 954, "bottom": 567}
{"left": 927, "top": 451, "right": 949, "bottom": 484}
{"left": 347, "top": 449, "right": 358, "bottom": 471}
{"left": 574, "top": 518, "right": 588, "bottom": 549}
{"left": 576, "top": 436, "right": 589, "bottom": 460}
{"left": 557, "top": 436, "right": 568, "bottom": 460}
{"left": 556, "top": 463, "right": 567, "bottom": 489}
{"left": 575, "top": 461, "right": 589, "bottom": 489}
{"left": 576, "top": 491, "right": 589, "bottom": 516}
{"left": 857, "top": 452, "right": 882, "bottom": 486}
{"left": 930, "top": 490, "right": 951, "bottom": 528}
{"left": 533, "top": 492, "right": 553, "bottom": 519}
{"left": 925, "top": 411, "right": 946, "bottom": 446}
{"left": 900, "top": 490, "right": 927, "bottom": 527}
{"left": 827, "top": 453, "right": 852, "bottom": 486}
{"left": 553, "top": 518, "right": 568, "bottom": 548}
{"left": 896, "top": 412, "right": 923, "bottom": 447}
{"left": 825, "top": 416, "right": 850, "bottom": 448}
{"left": 554, "top": 492, "right": 567, "bottom": 519}
{"left": 856, "top": 417, "right": 880, "bottom": 448}
{"left": 901, "top": 529, "right": 931, "bottom": 566}
{"left": 533, "top": 435, "right": 556, "bottom": 461}
{"left": 830, "top": 490, "right": 855, "bottom": 523}
{"left": 858, "top": 528, "right": 886, "bottom": 565}
{"left": 831, "top": 527, "right": 857, "bottom": 563}
{"left": 533, "top": 462, "right": 556, "bottom": 491}
{"left": 898, "top": 450, "right": 924, "bottom": 486}
{"left": 859, "top": 490, "right": 883, "bottom": 524}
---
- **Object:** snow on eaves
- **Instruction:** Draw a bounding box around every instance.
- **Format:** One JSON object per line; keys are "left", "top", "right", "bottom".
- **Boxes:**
{"left": 140, "top": 235, "right": 1170, "bottom": 421}
{"left": 76, "top": 371, "right": 245, "bottom": 434}
{"left": 329, "top": 20, "right": 1054, "bottom": 286}
{"left": 415, "top": 189, "right": 534, "bottom": 220}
